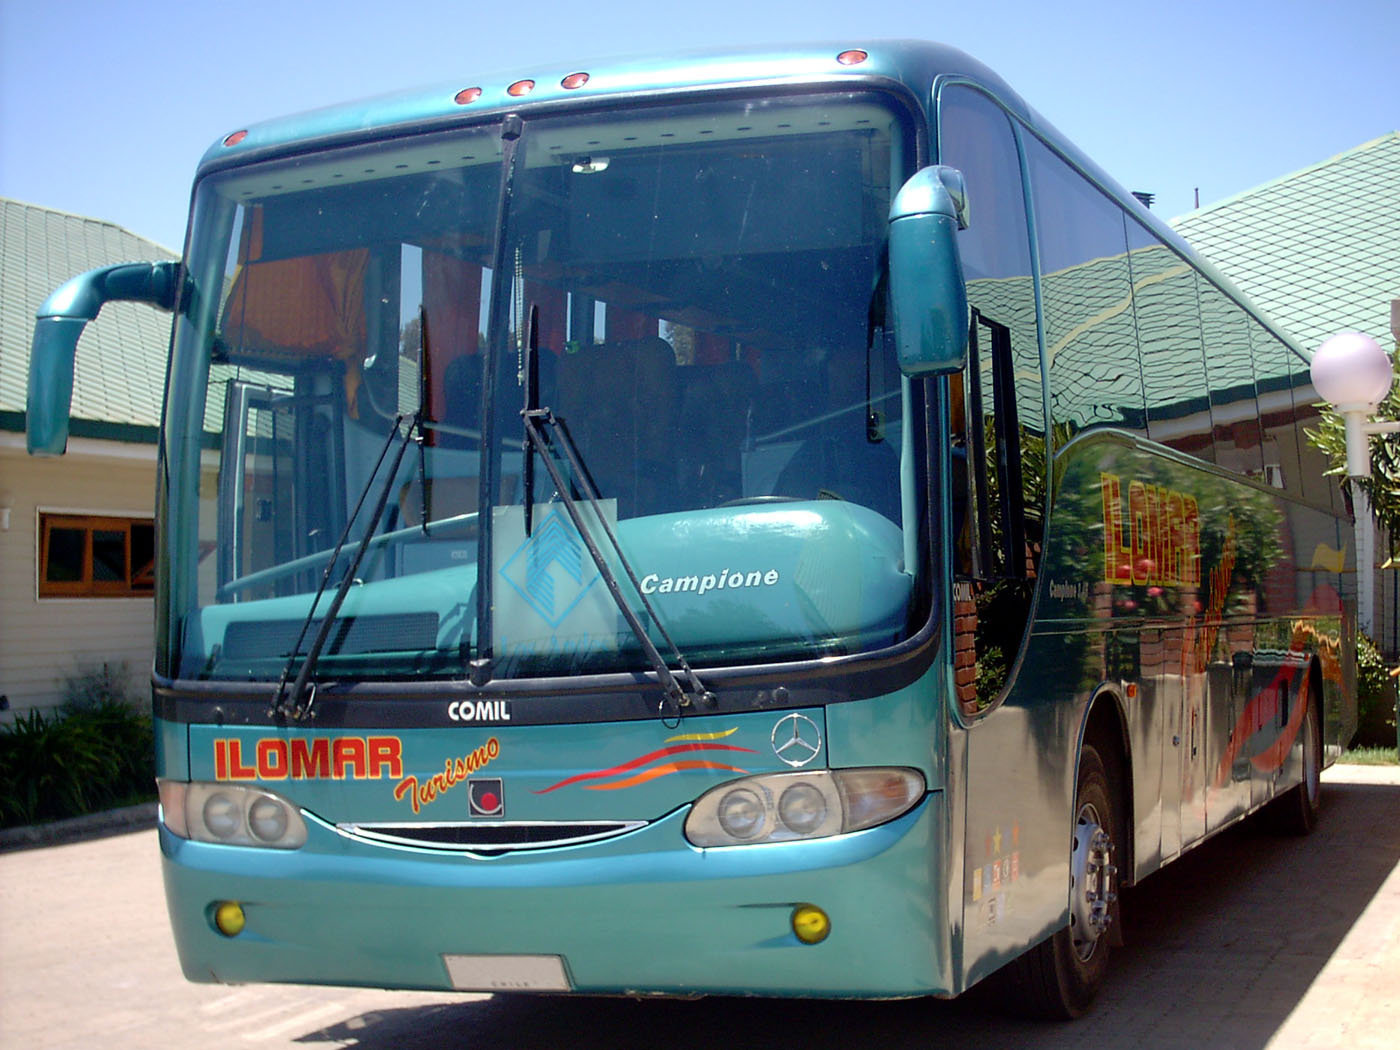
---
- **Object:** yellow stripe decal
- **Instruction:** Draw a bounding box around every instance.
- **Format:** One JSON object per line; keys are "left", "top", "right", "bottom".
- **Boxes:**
{"left": 664, "top": 727, "right": 739, "bottom": 743}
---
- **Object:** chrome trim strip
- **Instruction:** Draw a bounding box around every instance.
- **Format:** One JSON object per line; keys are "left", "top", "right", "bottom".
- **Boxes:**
{"left": 337, "top": 819, "right": 646, "bottom": 851}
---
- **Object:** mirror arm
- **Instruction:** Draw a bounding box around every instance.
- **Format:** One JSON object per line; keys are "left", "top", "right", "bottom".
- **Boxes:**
{"left": 27, "top": 261, "right": 183, "bottom": 455}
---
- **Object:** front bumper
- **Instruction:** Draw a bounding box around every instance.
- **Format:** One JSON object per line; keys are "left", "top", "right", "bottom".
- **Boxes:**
{"left": 161, "top": 793, "right": 948, "bottom": 997}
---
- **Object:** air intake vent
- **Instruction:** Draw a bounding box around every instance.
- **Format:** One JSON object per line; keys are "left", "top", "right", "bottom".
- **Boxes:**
{"left": 222, "top": 613, "right": 439, "bottom": 658}
{"left": 339, "top": 820, "right": 646, "bottom": 853}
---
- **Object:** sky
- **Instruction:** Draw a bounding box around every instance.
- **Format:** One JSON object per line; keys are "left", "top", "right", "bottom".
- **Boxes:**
{"left": 2, "top": 0, "right": 1397, "bottom": 253}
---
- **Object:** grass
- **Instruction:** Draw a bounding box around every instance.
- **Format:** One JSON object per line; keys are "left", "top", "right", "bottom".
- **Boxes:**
{"left": 1340, "top": 745, "right": 1400, "bottom": 766}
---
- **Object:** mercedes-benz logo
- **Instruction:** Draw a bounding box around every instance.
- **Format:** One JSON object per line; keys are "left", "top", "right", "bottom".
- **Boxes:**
{"left": 771, "top": 713, "right": 822, "bottom": 768}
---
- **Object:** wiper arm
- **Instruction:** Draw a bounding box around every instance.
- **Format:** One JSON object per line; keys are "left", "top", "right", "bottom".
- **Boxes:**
{"left": 271, "top": 412, "right": 418, "bottom": 721}
{"left": 521, "top": 406, "right": 713, "bottom": 724}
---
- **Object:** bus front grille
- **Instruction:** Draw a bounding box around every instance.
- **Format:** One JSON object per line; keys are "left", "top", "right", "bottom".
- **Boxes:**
{"left": 337, "top": 820, "right": 647, "bottom": 854}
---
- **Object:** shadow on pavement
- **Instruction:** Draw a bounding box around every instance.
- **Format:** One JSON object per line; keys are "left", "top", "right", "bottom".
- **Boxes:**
{"left": 293, "top": 779, "right": 1400, "bottom": 1050}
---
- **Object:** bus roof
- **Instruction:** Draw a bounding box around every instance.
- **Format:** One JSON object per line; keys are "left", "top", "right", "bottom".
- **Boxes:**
{"left": 197, "top": 40, "right": 1019, "bottom": 173}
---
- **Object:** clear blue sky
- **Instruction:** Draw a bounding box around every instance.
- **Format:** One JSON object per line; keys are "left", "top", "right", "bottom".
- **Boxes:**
{"left": 2, "top": 0, "right": 1396, "bottom": 252}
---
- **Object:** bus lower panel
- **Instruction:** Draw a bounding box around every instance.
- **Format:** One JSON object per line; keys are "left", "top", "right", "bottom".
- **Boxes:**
{"left": 160, "top": 796, "right": 948, "bottom": 998}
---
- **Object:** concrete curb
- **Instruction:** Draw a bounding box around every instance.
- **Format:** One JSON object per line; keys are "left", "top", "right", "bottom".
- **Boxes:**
{"left": 0, "top": 801, "right": 158, "bottom": 853}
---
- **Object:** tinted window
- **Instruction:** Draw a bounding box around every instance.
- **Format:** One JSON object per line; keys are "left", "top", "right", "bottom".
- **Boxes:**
{"left": 1247, "top": 316, "right": 1305, "bottom": 496}
{"left": 1024, "top": 134, "right": 1144, "bottom": 439}
{"left": 1125, "top": 220, "right": 1214, "bottom": 461}
{"left": 175, "top": 94, "right": 923, "bottom": 683}
{"left": 1196, "top": 277, "right": 1265, "bottom": 478}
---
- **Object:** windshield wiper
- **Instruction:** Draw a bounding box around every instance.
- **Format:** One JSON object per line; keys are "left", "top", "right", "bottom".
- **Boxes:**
{"left": 271, "top": 411, "right": 418, "bottom": 721}
{"left": 521, "top": 398, "right": 714, "bottom": 725}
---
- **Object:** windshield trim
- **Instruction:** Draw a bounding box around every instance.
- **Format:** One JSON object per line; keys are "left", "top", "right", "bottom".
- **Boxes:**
{"left": 165, "top": 85, "right": 935, "bottom": 692}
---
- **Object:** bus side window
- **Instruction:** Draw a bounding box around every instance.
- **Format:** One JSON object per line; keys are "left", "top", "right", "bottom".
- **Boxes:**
{"left": 1197, "top": 276, "right": 1265, "bottom": 479}
{"left": 1124, "top": 220, "right": 1216, "bottom": 462}
{"left": 961, "top": 311, "right": 1027, "bottom": 581}
{"left": 938, "top": 85, "right": 1044, "bottom": 712}
{"left": 1024, "top": 133, "right": 1144, "bottom": 441}
{"left": 1247, "top": 316, "right": 1304, "bottom": 496}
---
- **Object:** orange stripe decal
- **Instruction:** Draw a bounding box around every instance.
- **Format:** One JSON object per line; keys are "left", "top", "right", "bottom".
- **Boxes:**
{"left": 584, "top": 760, "right": 750, "bottom": 791}
{"left": 533, "top": 742, "right": 755, "bottom": 794}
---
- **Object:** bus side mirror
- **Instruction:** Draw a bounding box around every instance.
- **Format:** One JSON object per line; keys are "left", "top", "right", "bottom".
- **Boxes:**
{"left": 887, "top": 165, "right": 969, "bottom": 377}
{"left": 27, "top": 261, "right": 182, "bottom": 456}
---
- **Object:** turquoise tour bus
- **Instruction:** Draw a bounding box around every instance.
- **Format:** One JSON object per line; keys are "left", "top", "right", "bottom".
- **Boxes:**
{"left": 26, "top": 41, "right": 1354, "bottom": 1018}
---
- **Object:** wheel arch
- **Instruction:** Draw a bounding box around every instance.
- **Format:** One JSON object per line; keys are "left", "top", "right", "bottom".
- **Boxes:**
{"left": 1077, "top": 686, "right": 1134, "bottom": 889}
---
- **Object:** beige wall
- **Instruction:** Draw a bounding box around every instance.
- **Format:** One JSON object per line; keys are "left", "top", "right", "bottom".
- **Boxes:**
{"left": 0, "top": 434, "right": 157, "bottom": 716}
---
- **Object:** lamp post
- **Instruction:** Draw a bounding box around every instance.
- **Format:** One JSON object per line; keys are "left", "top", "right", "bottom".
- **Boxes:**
{"left": 1310, "top": 329, "right": 1400, "bottom": 639}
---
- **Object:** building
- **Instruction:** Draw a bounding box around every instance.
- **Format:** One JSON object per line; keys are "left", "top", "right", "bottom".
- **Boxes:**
{"left": 1172, "top": 131, "right": 1400, "bottom": 654}
{"left": 0, "top": 198, "right": 177, "bottom": 716}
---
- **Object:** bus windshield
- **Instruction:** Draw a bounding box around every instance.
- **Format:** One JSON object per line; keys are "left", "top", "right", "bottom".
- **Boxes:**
{"left": 163, "top": 91, "right": 922, "bottom": 685}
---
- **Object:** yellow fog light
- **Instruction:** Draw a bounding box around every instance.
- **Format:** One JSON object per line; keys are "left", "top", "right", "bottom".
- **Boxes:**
{"left": 791, "top": 904, "right": 830, "bottom": 945}
{"left": 213, "top": 901, "right": 246, "bottom": 938}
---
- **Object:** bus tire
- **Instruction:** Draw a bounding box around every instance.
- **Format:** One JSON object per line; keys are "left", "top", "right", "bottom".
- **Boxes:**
{"left": 1008, "top": 743, "right": 1119, "bottom": 1020}
{"left": 1266, "top": 679, "right": 1323, "bottom": 836}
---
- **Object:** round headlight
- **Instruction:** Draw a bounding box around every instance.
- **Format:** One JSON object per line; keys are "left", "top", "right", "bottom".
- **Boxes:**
{"left": 248, "top": 796, "right": 290, "bottom": 843}
{"left": 202, "top": 792, "right": 242, "bottom": 839}
{"left": 778, "top": 782, "right": 828, "bottom": 834}
{"left": 716, "top": 787, "right": 766, "bottom": 840}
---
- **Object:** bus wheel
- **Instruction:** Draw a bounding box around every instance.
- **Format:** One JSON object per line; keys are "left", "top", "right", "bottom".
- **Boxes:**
{"left": 1267, "top": 682, "right": 1323, "bottom": 836}
{"left": 1010, "top": 743, "right": 1119, "bottom": 1019}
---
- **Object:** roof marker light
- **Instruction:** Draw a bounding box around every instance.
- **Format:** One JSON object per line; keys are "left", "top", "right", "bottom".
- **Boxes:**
{"left": 836, "top": 49, "right": 869, "bottom": 66}
{"left": 507, "top": 79, "right": 536, "bottom": 98}
{"left": 561, "top": 72, "right": 590, "bottom": 90}
{"left": 454, "top": 87, "right": 483, "bottom": 105}
{"left": 223, "top": 130, "right": 248, "bottom": 147}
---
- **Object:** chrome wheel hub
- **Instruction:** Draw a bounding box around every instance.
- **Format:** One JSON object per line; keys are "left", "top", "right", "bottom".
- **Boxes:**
{"left": 1070, "top": 807, "right": 1118, "bottom": 961}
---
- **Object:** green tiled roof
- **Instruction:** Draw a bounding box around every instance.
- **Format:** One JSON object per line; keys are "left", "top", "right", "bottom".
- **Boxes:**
{"left": 1171, "top": 132, "right": 1400, "bottom": 352}
{"left": 0, "top": 197, "right": 177, "bottom": 440}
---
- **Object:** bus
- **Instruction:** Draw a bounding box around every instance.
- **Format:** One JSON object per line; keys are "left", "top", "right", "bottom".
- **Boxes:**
{"left": 26, "top": 40, "right": 1355, "bottom": 1018}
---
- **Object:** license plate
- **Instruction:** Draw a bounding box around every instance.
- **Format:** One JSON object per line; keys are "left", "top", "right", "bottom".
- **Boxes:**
{"left": 442, "top": 954, "right": 572, "bottom": 992}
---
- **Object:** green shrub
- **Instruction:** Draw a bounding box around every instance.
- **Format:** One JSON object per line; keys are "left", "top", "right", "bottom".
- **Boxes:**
{"left": 1354, "top": 634, "right": 1398, "bottom": 749}
{"left": 0, "top": 664, "right": 155, "bottom": 828}
{"left": 60, "top": 660, "right": 138, "bottom": 711}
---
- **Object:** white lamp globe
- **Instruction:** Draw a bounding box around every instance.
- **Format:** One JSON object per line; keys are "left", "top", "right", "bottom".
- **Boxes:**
{"left": 1311, "top": 332, "right": 1393, "bottom": 409}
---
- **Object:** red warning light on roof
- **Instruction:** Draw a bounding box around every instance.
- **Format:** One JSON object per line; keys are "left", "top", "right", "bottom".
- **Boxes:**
{"left": 223, "top": 130, "right": 249, "bottom": 147}
{"left": 561, "top": 72, "right": 590, "bottom": 90}
{"left": 507, "top": 79, "right": 536, "bottom": 98}
{"left": 836, "top": 50, "right": 869, "bottom": 66}
{"left": 454, "top": 87, "right": 483, "bottom": 105}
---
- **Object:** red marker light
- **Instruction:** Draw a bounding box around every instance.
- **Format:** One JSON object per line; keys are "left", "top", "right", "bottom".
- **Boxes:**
{"left": 223, "top": 130, "right": 248, "bottom": 147}
{"left": 836, "top": 49, "right": 868, "bottom": 66}
{"left": 454, "top": 87, "right": 483, "bottom": 105}
{"left": 507, "top": 79, "right": 536, "bottom": 97}
{"left": 561, "top": 72, "right": 590, "bottom": 90}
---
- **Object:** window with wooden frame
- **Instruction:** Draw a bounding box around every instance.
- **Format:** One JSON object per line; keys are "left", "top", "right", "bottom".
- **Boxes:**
{"left": 38, "top": 514, "right": 156, "bottom": 598}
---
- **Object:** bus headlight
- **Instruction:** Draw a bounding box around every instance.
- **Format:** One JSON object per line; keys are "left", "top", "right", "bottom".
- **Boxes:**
{"left": 159, "top": 780, "right": 308, "bottom": 850}
{"left": 202, "top": 792, "right": 243, "bottom": 840}
{"left": 684, "top": 768, "right": 924, "bottom": 847}
{"left": 716, "top": 787, "right": 766, "bottom": 840}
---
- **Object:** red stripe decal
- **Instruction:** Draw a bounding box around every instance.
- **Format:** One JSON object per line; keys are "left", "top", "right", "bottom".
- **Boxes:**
{"left": 533, "top": 743, "right": 756, "bottom": 794}
{"left": 584, "top": 760, "right": 749, "bottom": 791}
